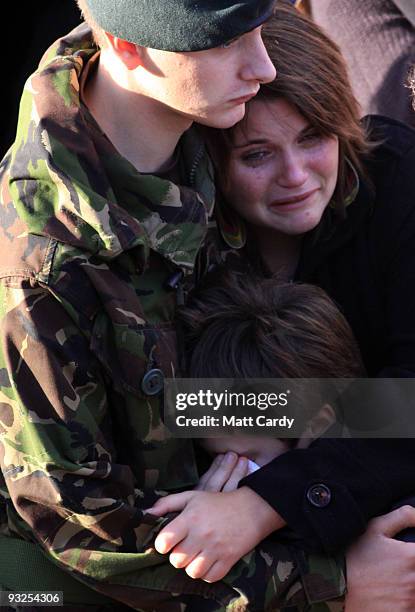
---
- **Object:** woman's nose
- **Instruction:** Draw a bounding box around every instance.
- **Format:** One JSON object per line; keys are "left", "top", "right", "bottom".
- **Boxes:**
{"left": 276, "top": 152, "right": 308, "bottom": 188}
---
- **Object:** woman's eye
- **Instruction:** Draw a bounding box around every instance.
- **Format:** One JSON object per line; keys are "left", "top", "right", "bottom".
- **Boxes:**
{"left": 241, "top": 150, "right": 271, "bottom": 164}
{"left": 299, "top": 130, "right": 323, "bottom": 145}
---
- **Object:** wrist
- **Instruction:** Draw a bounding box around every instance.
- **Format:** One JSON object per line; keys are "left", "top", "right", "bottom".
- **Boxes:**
{"left": 236, "top": 486, "right": 286, "bottom": 537}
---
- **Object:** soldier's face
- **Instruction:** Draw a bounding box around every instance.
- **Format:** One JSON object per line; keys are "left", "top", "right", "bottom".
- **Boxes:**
{"left": 134, "top": 26, "right": 276, "bottom": 128}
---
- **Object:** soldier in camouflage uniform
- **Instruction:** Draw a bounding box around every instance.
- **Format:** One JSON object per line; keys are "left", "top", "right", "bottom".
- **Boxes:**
{"left": 0, "top": 1, "right": 346, "bottom": 610}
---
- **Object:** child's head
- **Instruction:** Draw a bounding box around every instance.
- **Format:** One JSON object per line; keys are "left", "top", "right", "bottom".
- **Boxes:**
{"left": 181, "top": 269, "right": 364, "bottom": 380}
{"left": 179, "top": 269, "right": 365, "bottom": 464}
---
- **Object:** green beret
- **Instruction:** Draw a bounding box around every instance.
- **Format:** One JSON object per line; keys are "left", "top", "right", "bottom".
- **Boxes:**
{"left": 84, "top": 0, "right": 276, "bottom": 51}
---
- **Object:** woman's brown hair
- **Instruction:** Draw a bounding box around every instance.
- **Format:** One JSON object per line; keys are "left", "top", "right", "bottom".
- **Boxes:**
{"left": 205, "top": 0, "right": 373, "bottom": 213}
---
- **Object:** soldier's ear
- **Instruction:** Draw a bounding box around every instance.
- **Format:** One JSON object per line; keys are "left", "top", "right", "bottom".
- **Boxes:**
{"left": 104, "top": 32, "right": 143, "bottom": 70}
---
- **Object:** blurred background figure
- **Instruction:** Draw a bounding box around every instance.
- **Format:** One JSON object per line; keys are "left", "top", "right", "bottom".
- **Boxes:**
{"left": 3, "top": 1, "right": 81, "bottom": 158}
{"left": 309, "top": 0, "right": 415, "bottom": 127}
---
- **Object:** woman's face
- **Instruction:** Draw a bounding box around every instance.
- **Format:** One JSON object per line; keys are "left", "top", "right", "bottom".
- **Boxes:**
{"left": 224, "top": 98, "right": 339, "bottom": 236}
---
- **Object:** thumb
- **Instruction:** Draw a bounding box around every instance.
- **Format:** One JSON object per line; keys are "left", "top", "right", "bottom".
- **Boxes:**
{"left": 144, "top": 491, "right": 195, "bottom": 516}
{"left": 370, "top": 505, "right": 415, "bottom": 538}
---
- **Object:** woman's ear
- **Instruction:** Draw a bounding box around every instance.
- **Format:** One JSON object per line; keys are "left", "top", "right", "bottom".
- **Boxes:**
{"left": 295, "top": 403, "right": 336, "bottom": 449}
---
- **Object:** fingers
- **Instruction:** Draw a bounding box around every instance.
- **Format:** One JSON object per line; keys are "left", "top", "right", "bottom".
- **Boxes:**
{"left": 202, "top": 560, "right": 230, "bottom": 583}
{"left": 154, "top": 516, "right": 188, "bottom": 554}
{"left": 369, "top": 505, "right": 415, "bottom": 538}
{"left": 169, "top": 546, "right": 230, "bottom": 581}
{"left": 145, "top": 491, "right": 195, "bottom": 516}
{"left": 169, "top": 542, "right": 202, "bottom": 569}
{"left": 185, "top": 554, "right": 215, "bottom": 580}
{"left": 196, "top": 452, "right": 239, "bottom": 492}
{"left": 178, "top": 554, "right": 230, "bottom": 582}
{"left": 195, "top": 454, "right": 225, "bottom": 490}
{"left": 222, "top": 457, "right": 249, "bottom": 492}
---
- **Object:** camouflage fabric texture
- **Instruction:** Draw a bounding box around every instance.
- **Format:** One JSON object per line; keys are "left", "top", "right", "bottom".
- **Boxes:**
{"left": 0, "top": 23, "right": 346, "bottom": 610}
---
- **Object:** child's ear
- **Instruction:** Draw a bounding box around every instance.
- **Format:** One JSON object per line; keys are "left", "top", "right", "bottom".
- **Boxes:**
{"left": 295, "top": 403, "right": 336, "bottom": 449}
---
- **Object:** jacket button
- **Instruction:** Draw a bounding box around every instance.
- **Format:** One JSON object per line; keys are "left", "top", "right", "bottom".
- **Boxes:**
{"left": 141, "top": 369, "right": 164, "bottom": 396}
{"left": 306, "top": 484, "right": 332, "bottom": 508}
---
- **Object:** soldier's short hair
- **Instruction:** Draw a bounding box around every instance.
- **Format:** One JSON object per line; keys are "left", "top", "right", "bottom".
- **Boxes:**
{"left": 76, "top": 0, "right": 108, "bottom": 48}
{"left": 407, "top": 65, "right": 415, "bottom": 111}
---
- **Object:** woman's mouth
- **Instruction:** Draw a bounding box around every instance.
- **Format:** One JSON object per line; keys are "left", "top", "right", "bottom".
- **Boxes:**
{"left": 269, "top": 188, "right": 319, "bottom": 211}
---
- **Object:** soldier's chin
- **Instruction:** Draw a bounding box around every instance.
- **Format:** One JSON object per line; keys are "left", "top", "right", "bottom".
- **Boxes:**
{"left": 197, "top": 105, "right": 246, "bottom": 130}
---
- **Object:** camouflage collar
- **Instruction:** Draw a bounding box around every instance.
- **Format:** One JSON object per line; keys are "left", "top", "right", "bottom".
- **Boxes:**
{"left": 8, "top": 23, "right": 214, "bottom": 274}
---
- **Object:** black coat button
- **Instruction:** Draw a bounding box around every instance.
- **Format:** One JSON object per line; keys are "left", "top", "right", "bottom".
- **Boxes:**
{"left": 141, "top": 369, "right": 164, "bottom": 396}
{"left": 306, "top": 484, "right": 332, "bottom": 508}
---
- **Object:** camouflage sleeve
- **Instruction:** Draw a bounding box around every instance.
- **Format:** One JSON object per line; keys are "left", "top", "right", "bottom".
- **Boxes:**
{"left": 0, "top": 281, "right": 174, "bottom": 583}
{"left": 0, "top": 279, "right": 346, "bottom": 611}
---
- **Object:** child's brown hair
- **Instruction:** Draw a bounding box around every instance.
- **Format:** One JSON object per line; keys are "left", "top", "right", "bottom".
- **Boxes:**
{"left": 180, "top": 269, "right": 365, "bottom": 380}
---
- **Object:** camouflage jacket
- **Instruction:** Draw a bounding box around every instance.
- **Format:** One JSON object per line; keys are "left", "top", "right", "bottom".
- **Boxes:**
{"left": 0, "top": 24, "right": 345, "bottom": 611}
